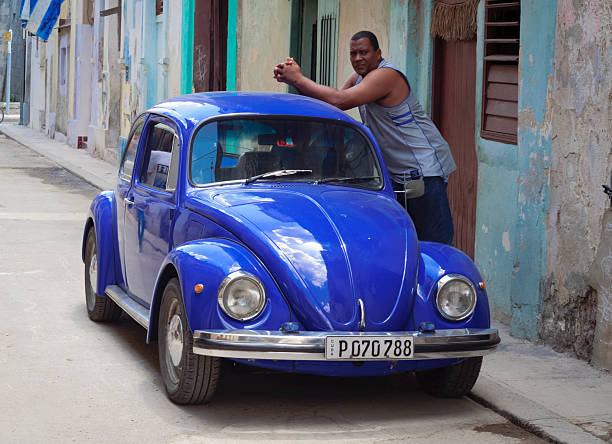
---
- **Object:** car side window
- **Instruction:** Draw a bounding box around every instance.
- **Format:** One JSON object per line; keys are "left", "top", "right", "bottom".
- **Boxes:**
{"left": 119, "top": 118, "right": 146, "bottom": 181}
{"left": 139, "top": 122, "right": 178, "bottom": 192}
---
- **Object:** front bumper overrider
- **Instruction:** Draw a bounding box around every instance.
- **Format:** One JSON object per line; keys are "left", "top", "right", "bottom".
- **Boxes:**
{"left": 192, "top": 328, "right": 500, "bottom": 361}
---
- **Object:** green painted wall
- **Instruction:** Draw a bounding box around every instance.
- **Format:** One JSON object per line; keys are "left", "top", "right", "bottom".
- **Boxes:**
{"left": 473, "top": 0, "right": 558, "bottom": 339}
{"left": 389, "top": 0, "right": 434, "bottom": 114}
{"left": 226, "top": 0, "right": 237, "bottom": 91}
{"left": 181, "top": 0, "right": 194, "bottom": 94}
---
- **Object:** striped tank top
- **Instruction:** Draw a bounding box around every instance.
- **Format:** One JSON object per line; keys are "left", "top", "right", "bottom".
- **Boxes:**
{"left": 355, "top": 59, "right": 456, "bottom": 183}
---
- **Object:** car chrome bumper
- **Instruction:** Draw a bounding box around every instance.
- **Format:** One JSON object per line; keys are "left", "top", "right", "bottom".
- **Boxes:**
{"left": 192, "top": 328, "right": 500, "bottom": 361}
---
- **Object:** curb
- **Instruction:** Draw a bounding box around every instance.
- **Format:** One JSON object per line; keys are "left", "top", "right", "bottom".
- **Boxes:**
{"left": 470, "top": 376, "right": 605, "bottom": 444}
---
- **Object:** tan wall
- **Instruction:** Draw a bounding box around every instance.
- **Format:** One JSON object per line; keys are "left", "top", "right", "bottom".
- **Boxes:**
{"left": 167, "top": 1, "right": 183, "bottom": 98}
{"left": 337, "top": 0, "right": 390, "bottom": 118}
{"left": 545, "top": 0, "right": 612, "bottom": 371}
{"left": 337, "top": 0, "right": 390, "bottom": 88}
{"left": 236, "top": 0, "right": 291, "bottom": 92}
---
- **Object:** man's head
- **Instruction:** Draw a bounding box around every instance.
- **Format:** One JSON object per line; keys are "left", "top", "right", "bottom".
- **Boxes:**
{"left": 350, "top": 31, "right": 382, "bottom": 77}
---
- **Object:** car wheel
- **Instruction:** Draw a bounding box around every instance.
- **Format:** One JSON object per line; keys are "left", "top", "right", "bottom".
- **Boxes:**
{"left": 84, "top": 227, "right": 122, "bottom": 322}
{"left": 416, "top": 356, "right": 482, "bottom": 398}
{"left": 158, "top": 278, "right": 221, "bottom": 404}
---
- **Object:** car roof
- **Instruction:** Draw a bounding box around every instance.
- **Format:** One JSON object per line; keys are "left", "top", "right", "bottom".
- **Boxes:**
{"left": 148, "top": 92, "right": 357, "bottom": 130}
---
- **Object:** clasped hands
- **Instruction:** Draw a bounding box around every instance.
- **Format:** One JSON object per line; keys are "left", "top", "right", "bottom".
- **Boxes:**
{"left": 273, "top": 57, "right": 303, "bottom": 85}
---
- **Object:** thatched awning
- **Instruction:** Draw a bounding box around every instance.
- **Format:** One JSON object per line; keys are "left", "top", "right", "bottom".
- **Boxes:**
{"left": 430, "top": 0, "right": 480, "bottom": 41}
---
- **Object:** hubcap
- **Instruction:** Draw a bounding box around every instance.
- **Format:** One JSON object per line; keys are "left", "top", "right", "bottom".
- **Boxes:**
{"left": 87, "top": 253, "right": 98, "bottom": 311}
{"left": 167, "top": 313, "right": 184, "bottom": 367}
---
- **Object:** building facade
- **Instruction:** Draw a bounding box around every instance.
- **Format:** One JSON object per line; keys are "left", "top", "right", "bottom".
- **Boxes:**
{"left": 19, "top": 0, "right": 612, "bottom": 370}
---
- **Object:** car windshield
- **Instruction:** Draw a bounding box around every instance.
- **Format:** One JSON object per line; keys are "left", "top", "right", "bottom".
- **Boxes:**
{"left": 190, "top": 118, "right": 383, "bottom": 190}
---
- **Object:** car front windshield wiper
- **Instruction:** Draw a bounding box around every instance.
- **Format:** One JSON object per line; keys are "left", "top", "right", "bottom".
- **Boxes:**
{"left": 244, "top": 169, "right": 313, "bottom": 185}
{"left": 315, "top": 176, "right": 381, "bottom": 185}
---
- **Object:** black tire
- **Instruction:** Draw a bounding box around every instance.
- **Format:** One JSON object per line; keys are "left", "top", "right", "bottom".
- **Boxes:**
{"left": 416, "top": 356, "right": 482, "bottom": 398}
{"left": 158, "top": 278, "right": 221, "bottom": 404}
{"left": 84, "top": 227, "right": 122, "bottom": 322}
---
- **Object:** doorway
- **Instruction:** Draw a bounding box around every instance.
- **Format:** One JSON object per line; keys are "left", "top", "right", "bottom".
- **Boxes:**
{"left": 432, "top": 37, "right": 478, "bottom": 258}
{"left": 193, "top": 0, "right": 228, "bottom": 92}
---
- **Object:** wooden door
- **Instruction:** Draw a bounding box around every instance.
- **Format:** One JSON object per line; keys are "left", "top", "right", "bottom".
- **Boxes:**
{"left": 432, "top": 37, "right": 477, "bottom": 258}
{"left": 193, "top": 0, "right": 228, "bottom": 92}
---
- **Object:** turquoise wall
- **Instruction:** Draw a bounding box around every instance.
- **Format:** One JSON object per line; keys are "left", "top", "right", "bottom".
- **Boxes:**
{"left": 389, "top": 0, "right": 434, "bottom": 113}
{"left": 510, "top": 0, "right": 557, "bottom": 339}
{"left": 181, "top": 0, "right": 194, "bottom": 94}
{"left": 226, "top": 0, "right": 237, "bottom": 91}
{"left": 474, "top": 0, "right": 557, "bottom": 338}
{"left": 142, "top": 0, "right": 157, "bottom": 109}
{"left": 473, "top": 1, "right": 519, "bottom": 324}
{"left": 388, "top": 1, "right": 557, "bottom": 338}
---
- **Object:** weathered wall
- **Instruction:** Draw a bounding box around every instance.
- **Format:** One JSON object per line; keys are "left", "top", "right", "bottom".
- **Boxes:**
{"left": 473, "top": 2, "right": 518, "bottom": 324}
{"left": 473, "top": 1, "right": 557, "bottom": 339}
{"left": 119, "top": 0, "right": 145, "bottom": 147}
{"left": 236, "top": 0, "right": 290, "bottom": 92}
{"left": 542, "top": 0, "right": 612, "bottom": 370}
{"left": 510, "top": 0, "right": 557, "bottom": 340}
{"left": 27, "top": 37, "right": 46, "bottom": 130}
{"left": 391, "top": 0, "right": 433, "bottom": 114}
{"left": 337, "top": 0, "right": 389, "bottom": 120}
{"left": 167, "top": 0, "right": 182, "bottom": 98}
{"left": 337, "top": 0, "right": 390, "bottom": 87}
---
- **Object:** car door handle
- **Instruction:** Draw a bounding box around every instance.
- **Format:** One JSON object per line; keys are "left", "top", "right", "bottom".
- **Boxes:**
{"left": 124, "top": 197, "right": 135, "bottom": 205}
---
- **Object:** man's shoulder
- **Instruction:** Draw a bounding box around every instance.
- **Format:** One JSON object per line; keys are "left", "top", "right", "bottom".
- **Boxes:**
{"left": 365, "top": 67, "right": 405, "bottom": 85}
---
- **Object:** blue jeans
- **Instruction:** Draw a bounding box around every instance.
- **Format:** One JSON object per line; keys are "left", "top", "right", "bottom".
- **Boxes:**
{"left": 393, "top": 177, "right": 454, "bottom": 245}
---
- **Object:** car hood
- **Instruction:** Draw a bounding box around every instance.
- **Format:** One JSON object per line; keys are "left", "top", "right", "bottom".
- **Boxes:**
{"left": 186, "top": 185, "right": 418, "bottom": 331}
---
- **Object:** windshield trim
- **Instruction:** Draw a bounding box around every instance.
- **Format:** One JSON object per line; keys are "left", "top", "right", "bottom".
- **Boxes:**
{"left": 187, "top": 113, "right": 384, "bottom": 191}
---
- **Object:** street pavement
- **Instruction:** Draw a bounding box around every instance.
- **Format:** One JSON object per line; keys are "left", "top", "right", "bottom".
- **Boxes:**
{"left": 1, "top": 122, "right": 611, "bottom": 443}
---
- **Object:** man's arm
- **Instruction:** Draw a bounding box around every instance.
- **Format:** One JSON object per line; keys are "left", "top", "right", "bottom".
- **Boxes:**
{"left": 274, "top": 60, "right": 393, "bottom": 110}
{"left": 341, "top": 72, "right": 358, "bottom": 90}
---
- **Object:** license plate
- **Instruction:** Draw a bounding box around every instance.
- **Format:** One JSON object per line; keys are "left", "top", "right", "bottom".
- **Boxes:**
{"left": 325, "top": 336, "right": 414, "bottom": 360}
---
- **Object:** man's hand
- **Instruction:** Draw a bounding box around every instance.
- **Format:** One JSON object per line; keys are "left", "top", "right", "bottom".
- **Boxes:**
{"left": 274, "top": 57, "right": 303, "bottom": 86}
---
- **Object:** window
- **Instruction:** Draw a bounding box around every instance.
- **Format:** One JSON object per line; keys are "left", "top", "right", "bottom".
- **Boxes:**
{"left": 139, "top": 122, "right": 178, "bottom": 192}
{"left": 156, "top": 0, "right": 164, "bottom": 16}
{"left": 190, "top": 118, "right": 382, "bottom": 190}
{"left": 481, "top": 0, "right": 520, "bottom": 145}
{"left": 119, "top": 118, "right": 146, "bottom": 181}
{"left": 316, "top": 0, "right": 339, "bottom": 87}
{"left": 59, "top": 47, "right": 67, "bottom": 86}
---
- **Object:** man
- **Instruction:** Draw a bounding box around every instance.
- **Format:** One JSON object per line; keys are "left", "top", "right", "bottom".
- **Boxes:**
{"left": 273, "top": 31, "right": 456, "bottom": 245}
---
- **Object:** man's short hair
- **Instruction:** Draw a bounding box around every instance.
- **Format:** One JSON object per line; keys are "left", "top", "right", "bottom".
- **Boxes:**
{"left": 351, "top": 31, "right": 379, "bottom": 51}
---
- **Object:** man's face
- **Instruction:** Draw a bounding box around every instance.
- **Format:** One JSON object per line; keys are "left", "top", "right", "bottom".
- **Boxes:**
{"left": 350, "top": 38, "right": 381, "bottom": 76}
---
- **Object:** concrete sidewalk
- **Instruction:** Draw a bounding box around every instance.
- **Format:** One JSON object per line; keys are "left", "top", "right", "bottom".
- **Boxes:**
{"left": 2, "top": 122, "right": 611, "bottom": 444}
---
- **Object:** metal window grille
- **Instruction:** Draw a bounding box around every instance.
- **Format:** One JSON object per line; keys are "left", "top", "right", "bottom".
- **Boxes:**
{"left": 318, "top": 14, "right": 336, "bottom": 87}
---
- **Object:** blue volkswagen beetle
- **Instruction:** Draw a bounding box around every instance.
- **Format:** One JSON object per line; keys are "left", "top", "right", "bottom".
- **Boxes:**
{"left": 83, "top": 92, "right": 499, "bottom": 404}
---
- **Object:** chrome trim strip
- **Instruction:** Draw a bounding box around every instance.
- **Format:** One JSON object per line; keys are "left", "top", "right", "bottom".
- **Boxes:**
{"left": 105, "top": 285, "right": 150, "bottom": 329}
{"left": 192, "top": 328, "right": 499, "bottom": 361}
{"left": 358, "top": 299, "right": 365, "bottom": 332}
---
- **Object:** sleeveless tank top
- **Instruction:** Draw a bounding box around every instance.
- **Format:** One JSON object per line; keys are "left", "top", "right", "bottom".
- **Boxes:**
{"left": 355, "top": 59, "right": 456, "bottom": 182}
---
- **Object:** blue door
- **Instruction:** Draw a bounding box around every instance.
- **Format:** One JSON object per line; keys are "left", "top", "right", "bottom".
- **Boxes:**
{"left": 123, "top": 118, "right": 180, "bottom": 305}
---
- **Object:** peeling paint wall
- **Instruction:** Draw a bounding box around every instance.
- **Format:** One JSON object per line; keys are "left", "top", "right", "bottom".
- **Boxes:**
{"left": 511, "top": 0, "right": 557, "bottom": 340}
{"left": 392, "top": 0, "right": 433, "bottom": 114}
{"left": 473, "top": 1, "right": 557, "bottom": 340}
{"left": 235, "top": 0, "right": 290, "bottom": 92}
{"left": 543, "top": 0, "right": 612, "bottom": 370}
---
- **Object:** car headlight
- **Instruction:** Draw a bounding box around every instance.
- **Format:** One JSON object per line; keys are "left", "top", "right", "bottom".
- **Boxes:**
{"left": 218, "top": 271, "right": 266, "bottom": 321}
{"left": 435, "top": 274, "right": 477, "bottom": 321}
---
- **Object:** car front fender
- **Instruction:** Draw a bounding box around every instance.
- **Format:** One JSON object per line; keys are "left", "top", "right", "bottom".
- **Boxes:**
{"left": 147, "top": 238, "right": 296, "bottom": 342}
{"left": 413, "top": 242, "right": 491, "bottom": 330}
